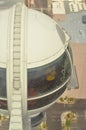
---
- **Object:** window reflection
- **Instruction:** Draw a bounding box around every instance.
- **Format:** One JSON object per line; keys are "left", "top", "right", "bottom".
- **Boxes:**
{"left": 27, "top": 51, "right": 71, "bottom": 97}
{"left": 28, "top": 85, "right": 66, "bottom": 110}
{"left": 0, "top": 68, "right": 7, "bottom": 98}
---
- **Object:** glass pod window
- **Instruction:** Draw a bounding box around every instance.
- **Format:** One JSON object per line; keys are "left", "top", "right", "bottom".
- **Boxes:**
{"left": 0, "top": 68, "right": 7, "bottom": 98}
{"left": 27, "top": 51, "right": 71, "bottom": 98}
{"left": 28, "top": 85, "right": 66, "bottom": 110}
{"left": 0, "top": 100, "right": 7, "bottom": 110}
{"left": 0, "top": 68, "right": 7, "bottom": 110}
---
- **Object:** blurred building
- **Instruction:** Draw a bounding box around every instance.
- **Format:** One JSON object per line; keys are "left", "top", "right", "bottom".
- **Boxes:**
{"left": 27, "top": 0, "right": 52, "bottom": 17}
{"left": 27, "top": 0, "right": 86, "bottom": 19}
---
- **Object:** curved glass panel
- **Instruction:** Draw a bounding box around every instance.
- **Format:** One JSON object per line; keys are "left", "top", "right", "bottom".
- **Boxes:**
{"left": 28, "top": 85, "right": 66, "bottom": 110}
{"left": 0, "top": 100, "right": 7, "bottom": 110}
{"left": 0, "top": 68, "right": 7, "bottom": 98}
{"left": 31, "top": 112, "right": 44, "bottom": 127}
{"left": 56, "top": 25, "right": 65, "bottom": 43}
{"left": 27, "top": 51, "right": 71, "bottom": 97}
{"left": 67, "top": 44, "right": 73, "bottom": 62}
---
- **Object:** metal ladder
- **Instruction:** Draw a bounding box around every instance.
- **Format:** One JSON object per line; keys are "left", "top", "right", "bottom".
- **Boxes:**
{"left": 9, "top": 3, "right": 23, "bottom": 130}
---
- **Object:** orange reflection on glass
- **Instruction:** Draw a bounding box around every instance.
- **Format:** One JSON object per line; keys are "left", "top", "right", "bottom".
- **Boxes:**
{"left": 46, "top": 67, "right": 56, "bottom": 81}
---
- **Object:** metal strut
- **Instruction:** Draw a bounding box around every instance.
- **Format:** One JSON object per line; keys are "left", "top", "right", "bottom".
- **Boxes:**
{"left": 9, "top": 3, "right": 23, "bottom": 130}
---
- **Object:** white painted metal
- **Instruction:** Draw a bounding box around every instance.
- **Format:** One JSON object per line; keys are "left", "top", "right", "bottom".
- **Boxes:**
{"left": 9, "top": 3, "right": 23, "bottom": 130}
{"left": 0, "top": 9, "right": 10, "bottom": 67}
{"left": 0, "top": 3, "right": 69, "bottom": 68}
{"left": 27, "top": 9, "right": 68, "bottom": 68}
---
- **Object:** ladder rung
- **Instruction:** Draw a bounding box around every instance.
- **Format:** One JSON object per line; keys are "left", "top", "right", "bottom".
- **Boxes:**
{"left": 13, "top": 73, "right": 20, "bottom": 77}
{"left": 11, "top": 109, "right": 21, "bottom": 116}
{"left": 13, "top": 44, "right": 20, "bottom": 47}
{"left": 10, "top": 123, "right": 22, "bottom": 130}
{"left": 14, "top": 25, "right": 21, "bottom": 28}
{"left": 12, "top": 95, "right": 21, "bottom": 101}
{"left": 13, "top": 51, "right": 20, "bottom": 53}
{"left": 13, "top": 36, "right": 21, "bottom": 39}
{"left": 13, "top": 53, "right": 20, "bottom": 59}
{"left": 13, "top": 58, "right": 20, "bottom": 60}
{"left": 12, "top": 101, "right": 21, "bottom": 108}
{"left": 13, "top": 60, "right": 20, "bottom": 65}
{"left": 14, "top": 33, "right": 20, "bottom": 39}
{"left": 13, "top": 91, "right": 21, "bottom": 95}
{"left": 15, "top": 12, "right": 21, "bottom": 16}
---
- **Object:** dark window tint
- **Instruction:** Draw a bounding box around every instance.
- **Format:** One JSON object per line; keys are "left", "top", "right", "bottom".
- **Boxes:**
{"left": 0, "top": 68, "right": 7, "bottom": 98}
{"left": 27, "top": 51, "right": 71, "bottom": 97}
{"left": 0, "top": 100, "right": 7, "bottom": 110}
{"left": 82, "top": 15, "right": 86, "bottom": 24}
{"left": 27, "top": 85, "right": 66, "bottom": 110}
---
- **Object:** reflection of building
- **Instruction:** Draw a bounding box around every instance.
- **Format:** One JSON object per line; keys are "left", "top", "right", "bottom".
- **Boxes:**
{"left": 52, "top": 1, "right": 66, "bottom": 21}
{"left": 0, "top": 2, "right": 73, "bottom": 130}
{"left": 34, "top": 0, "right": 47, "bottom": 8}
{"left": 52, "top": 0, "right": 86, "bottom": 21}
{"left": 27, "top": 0, "right": 31, "bottom": 7}
{"left": 27, "top": 0, "right": 86, "bottom": 17}
{"left": 27, "top": 0, "right": 52, "bottom": 16}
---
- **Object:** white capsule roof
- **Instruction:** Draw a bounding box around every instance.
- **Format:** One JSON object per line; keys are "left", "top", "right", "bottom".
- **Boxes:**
{"left": 0, "top": 4, "right": 70, "bottom": 68}
{"left": 0, "top": 9, "right": 10, "bottom": 67}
